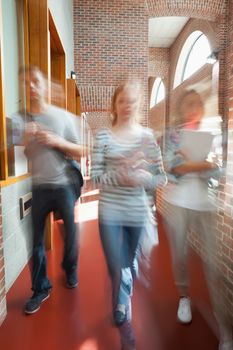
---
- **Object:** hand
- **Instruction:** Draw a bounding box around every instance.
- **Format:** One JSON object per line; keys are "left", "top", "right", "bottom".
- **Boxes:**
{"left": 131, "top": 158, "right": 149, "bottom": 170}
{"left": 119, "top": 151, "right": 149, "bottom": 170}
{"left": 204, "top": 160, "right": 219, "bottom": 171}
{"left": 133, "top": 168, "right": 153, "bottom": 185}
{"left": 25, "top": 122, "right": 39, "bottom": 137}
{"left": 35, "top": 130, "right": 61, "bottom": 148}
{"left": 117, "top": 168, "right": 152, "bottom": 187}
{"left": 117, "top": 168, "right": 140, "bottom": 187}
{"left": 175, "top": 149, "right": 191, "bottom": 162}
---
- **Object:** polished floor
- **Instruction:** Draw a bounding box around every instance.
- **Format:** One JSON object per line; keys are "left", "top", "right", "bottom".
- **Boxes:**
{"left": 0, "top": 200, "right": 219, "bottom": 350}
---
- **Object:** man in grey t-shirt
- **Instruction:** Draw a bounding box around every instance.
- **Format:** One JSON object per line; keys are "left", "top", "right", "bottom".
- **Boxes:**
{"left": 21, "top": 66, "right": 83, "bottom": 315}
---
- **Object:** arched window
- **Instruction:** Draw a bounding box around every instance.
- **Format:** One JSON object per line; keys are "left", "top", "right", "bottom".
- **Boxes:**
{"left": 173, "top": 31, "right": 211, "bottom": 88}
{"left": 150, "top": 78, "right": 165, "bottom": 108}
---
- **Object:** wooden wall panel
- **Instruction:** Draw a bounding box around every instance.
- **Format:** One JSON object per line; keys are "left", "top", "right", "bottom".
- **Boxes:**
{"left": 67, "top": 79, "right": 76, "bottom": 114}
{"left": 28, "top": 0, "right": 48, "bottom": 77}
{"left": 49, "top": 12, "right": 66, "bottom": 109}
{"left": 76, "top": 95, "right": 81, "bottom": 115}
{"left": 0, "top": 1, "right": 8, "bottom": 180}
{"left": 51, "top": 54, "right": 66, "bottom": 108}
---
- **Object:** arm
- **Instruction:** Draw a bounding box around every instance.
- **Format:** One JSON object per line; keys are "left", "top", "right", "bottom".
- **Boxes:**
{"left": 163, "top": 128, "right": 218, "bottom": 176}
{"left": 91, "top": 130, "right": 120, "bottom": 187}
{"left": 136, "top": 130, "right": 167, "bottom": 190}
{"left": 34, "top": 129, "right": 83, "bottom": 158}
{"left": 33, "top": 112, "right": 85, "bottom": 158}
{"left": 172, "top": 159, "right": 217, "bottom": 175}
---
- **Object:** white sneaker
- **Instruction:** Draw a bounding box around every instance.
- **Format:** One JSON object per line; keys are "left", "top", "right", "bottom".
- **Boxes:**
{"left": 177, "top": 297, "right": 192, "bottom": 324}
{"left": 219, "top": 340, "right": 233, "bottom": 350}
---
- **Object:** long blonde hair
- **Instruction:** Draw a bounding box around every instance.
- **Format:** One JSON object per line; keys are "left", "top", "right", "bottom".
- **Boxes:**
{"left": 111, "top": 80, "right": 142, "bottom": 126}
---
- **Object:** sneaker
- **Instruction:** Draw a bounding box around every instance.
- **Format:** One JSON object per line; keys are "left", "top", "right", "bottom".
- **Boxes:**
{"left": 177, "top": 297, "right": 192, "bottom": 324}
{"left": 114, "top": 304, "right": 127, "bottom": 326}
{"left": 66, "top": 271, "right": 78, "bottom": 288}
{"left": 219, "top": 340, "right": 233, "bottom": 350}
{"left": 24, "top": 290, "right": 50, "bottom": 314}
{"left": 121, "top": 346, "right": 136, "bottom": 350}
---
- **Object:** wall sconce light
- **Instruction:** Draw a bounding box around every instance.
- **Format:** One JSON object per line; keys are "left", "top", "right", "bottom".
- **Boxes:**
{"left": 207, "top": 50, "right": 220, "bottom": 64}
{"left": 71, "top": 71, "right": 76, "bottom": 79}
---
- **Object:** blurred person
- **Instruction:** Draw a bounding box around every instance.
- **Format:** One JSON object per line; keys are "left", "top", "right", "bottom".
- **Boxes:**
{"left": 162, "top": 89, "right": 232, "bottom": 350}
{"left": 19, "top": 66, "right": 83, "bottom": 314}
{"left": 91, "top": 80, "right": 166, "bottom": 350}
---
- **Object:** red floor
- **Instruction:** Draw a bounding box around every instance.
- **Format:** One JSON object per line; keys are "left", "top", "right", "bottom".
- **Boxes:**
{"left": 0, "top": 200, "right": 219, "bottom": 350}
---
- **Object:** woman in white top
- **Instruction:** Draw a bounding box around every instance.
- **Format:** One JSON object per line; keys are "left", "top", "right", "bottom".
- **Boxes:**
{"left": 163, "top": 89, "right": 232, "bottom": 350}
{"left": 91, "top": 80, "right": 166, "bottom": 350}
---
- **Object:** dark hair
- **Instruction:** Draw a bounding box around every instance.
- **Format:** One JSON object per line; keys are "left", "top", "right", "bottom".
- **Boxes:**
{"left": 18, "top": 65, "right": 45, "bottom": 78}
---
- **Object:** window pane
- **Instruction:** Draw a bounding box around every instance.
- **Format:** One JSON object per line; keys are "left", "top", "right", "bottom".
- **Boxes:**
{"left": 156, "top": 80, "right": 165, "bottom": 104}
{"left": 150, "top": 78, "right": 165, "bottom": 108}
{"left": 183, "top": 34, "right": 211, "bottom": 81}
{"left": 2, "top": 0, "right": 28, "bottom": 177}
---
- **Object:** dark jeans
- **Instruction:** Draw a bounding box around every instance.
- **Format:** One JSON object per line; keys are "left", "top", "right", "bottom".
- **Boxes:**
{"left": 99, "top": 223, "right": 143, "bottom": 316}
{"left": 31, "top": 184, "right": 78, "bottom": 293}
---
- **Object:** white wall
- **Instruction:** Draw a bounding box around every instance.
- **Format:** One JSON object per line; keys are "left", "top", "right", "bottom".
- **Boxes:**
{"left": 2, "top": 179, "right": 33, "bottom": 291}
{"left": 49, "top": 0, "right": 74, "bottom": 77}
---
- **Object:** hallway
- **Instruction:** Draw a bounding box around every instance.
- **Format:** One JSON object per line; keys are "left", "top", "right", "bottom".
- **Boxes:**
{"left": 0, "top": 200, "right": 219, "bottom": 350}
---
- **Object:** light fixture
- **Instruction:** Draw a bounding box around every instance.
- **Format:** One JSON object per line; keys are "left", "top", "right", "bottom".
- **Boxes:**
{"left": 71, "top": 71, "right": 76, "bottom": 79}
{"left": 207, "top": 50, "right": 219, "bottom": 64}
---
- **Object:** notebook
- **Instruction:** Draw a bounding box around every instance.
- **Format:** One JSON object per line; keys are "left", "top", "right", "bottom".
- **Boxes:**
{"left": 179, "top": 129, "right": 214, "bottom": 162}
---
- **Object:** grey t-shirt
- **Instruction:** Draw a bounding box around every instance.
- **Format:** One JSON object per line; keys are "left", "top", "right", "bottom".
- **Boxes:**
{"left": 26, "top": 105, "right": 81, "bottom": 186}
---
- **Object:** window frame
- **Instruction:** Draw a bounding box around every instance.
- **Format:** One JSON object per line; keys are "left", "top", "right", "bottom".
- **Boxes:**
{"left": 150, "top": 77, "right": 165, "bottom": 108}
{"left": 173, "top": 31, "right": 211, "bottom": 88}
{"left": 0, "top": 0, "right": 30, "bottom": 186}
{"left": 181, "top": 33, "right": 203, "bottom": 82}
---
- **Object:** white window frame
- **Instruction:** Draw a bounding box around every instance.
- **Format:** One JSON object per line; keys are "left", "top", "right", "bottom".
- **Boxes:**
{"left": 173, "top": 31, "right": 211, "bottom": 88}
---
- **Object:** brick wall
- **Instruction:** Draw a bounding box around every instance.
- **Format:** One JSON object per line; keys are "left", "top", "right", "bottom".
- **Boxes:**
{"left": 73, "top": 0, "right": 148, "bottom": 129}
{"left": 218, "top": 0, "right": 233, "bottom": 317}
{"left": 146, "top": 0, "right": 226, "bottom": 21}
{"left": 86, "top": 111, "right": 112, "bottom": 135}
{"left": 149, "top": 48, "right": 169, "bottom": 79}
{"left": 0, "top": 192, "right": 6, "bottom": 325}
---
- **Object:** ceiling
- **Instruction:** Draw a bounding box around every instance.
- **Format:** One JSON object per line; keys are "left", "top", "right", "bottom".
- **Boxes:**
{"left": 148, "top": 17, "right": 190, "bottom": 48}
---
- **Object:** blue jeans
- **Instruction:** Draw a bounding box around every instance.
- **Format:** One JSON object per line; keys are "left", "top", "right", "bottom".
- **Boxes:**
{"left": 31, "top": 184, "right": 78, "bottom": 293}
{"left": 99, "top": 223, "right": 143, "bottom": 316}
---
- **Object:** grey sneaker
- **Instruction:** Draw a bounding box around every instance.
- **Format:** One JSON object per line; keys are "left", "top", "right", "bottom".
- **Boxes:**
{"left": 114, "top": 304, "right": 127, "bottom": 326}
{"left": 177, "top": 297, "right": 192, "bottom": 324}
{"left": 219, "top": 340, "right": 233, "bottom": 350}
{"left": 24, "top": 290, "right": 50, "bottom": 314}
{"left": 66, "top": 271, "right": 78, "bottom": 289}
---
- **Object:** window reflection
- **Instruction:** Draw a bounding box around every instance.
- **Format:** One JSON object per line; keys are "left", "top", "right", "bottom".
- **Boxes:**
{"left": 150, "top": 77, "right": 165, "bottom": 108}
{"left": 2, "top": 0, "right": 28, "bottom": 177}
{"left": 174, "top": 31, "right": 211, "bottom": 88}
{"left": 183, "top": 34, "right": 211, "bottom": 81}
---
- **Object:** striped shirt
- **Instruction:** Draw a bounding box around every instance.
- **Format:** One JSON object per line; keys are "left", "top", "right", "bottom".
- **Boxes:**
{"left": 91, "top": 126, "right": 167, "bottom": 226}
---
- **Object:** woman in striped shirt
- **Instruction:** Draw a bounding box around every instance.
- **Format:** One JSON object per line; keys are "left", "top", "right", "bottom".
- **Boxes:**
{"left": 91, "top": 80, "right": 166, "bottom": 350}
